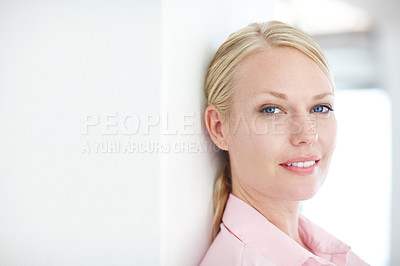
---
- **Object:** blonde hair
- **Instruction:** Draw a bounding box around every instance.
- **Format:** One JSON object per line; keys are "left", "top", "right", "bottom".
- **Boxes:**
{"left": 204, "top": 21, "right": 334, "bottom": 240}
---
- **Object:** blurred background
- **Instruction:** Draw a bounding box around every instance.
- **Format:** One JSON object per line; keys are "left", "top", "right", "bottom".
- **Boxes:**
{"left": 0, "top": 0, "right": 398, "bottom": 265}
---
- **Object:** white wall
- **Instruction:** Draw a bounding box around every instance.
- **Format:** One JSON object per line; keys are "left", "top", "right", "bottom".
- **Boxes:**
{"left": 0, "top": 0, "right": 275, "bottom": 265}
{"left": 0, "top": 1, "right": 161, "bottom": 265}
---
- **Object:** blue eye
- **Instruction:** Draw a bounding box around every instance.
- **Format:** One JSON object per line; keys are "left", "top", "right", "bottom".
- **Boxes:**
{"left": 265, "top": 107, "right": 277, "bottom": 113}
{"left": 260, "top": 106, "right": 283, "bottom": 114}
{"left": 313, "top": 105, "right": 334, "bottom": 113}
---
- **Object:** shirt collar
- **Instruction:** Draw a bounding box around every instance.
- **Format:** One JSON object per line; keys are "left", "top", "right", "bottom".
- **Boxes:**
{"left": 298, "top": 215, "right": 350, "bottom": 265}
{"left": 222, "top": 194, "right": 350, "bottom": 265}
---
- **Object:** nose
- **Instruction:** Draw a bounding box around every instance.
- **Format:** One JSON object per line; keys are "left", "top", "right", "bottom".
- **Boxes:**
{"left": 288, "top": 114, "right": 318, "bottom": 146}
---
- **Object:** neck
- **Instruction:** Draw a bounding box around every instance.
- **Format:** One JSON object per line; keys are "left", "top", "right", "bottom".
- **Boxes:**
{"left": 232, "top": 183, "right": 311, "bottom": 252}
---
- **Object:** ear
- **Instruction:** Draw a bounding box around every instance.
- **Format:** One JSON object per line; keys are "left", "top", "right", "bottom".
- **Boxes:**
{"left": 204, "top": 105, "right": 229, "bottom": 151}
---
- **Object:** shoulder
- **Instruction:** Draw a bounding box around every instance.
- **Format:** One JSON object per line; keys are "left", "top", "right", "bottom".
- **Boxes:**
{"left": 200, "top": 224, "right": 244, "bottom": 266}
{"left": 200, "top": 224, "right": 276, "bottom": 266}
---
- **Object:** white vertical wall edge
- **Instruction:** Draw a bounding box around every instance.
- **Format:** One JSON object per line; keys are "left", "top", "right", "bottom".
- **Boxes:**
{"left": 159, "top": 1, "right": 274, "bottom": 265}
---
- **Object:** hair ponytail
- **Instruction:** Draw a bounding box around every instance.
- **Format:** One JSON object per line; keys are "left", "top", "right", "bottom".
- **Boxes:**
{"left": 211, "top": 153, "right": 231, "bottom": 240}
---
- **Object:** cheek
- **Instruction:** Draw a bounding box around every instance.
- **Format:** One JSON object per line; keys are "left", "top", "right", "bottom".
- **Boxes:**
{"left": 226, "top": 115, "right": 280, "bottom": 171}
{"left": 227, "top": 113, "right": 280, "bottom": 152}
{"left": 318, "top": 116, "right": 337, "bottom": 154}
{"left": 229, "top": 133, "right": 282, "bottom": 192}
{"left": 228, "top": 121, "right": 283, "bottom": 173}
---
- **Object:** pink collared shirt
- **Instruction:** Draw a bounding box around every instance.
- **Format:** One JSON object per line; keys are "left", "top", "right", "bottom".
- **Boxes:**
{"left": 200, "top": 194, "right": 368, "bottom": 266}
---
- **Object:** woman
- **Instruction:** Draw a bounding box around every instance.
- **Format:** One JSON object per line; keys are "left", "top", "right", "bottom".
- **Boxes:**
{"left": 200, "top": 21, "right": 368, "bottom": 265}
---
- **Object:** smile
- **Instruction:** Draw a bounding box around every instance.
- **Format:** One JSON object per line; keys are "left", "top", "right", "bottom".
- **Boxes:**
{"left": 279, "top": 155, "right": 321, "bottom": 176}
{"left": 285, "top": 161, "right": 316, "bottom": 167}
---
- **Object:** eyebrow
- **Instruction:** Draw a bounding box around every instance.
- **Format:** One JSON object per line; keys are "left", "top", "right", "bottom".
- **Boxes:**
{"left": 262, "top": 91, "right": 334, "bottom": 100}
{"left": 312, "top": 92, "right": 334, "bottom": 100}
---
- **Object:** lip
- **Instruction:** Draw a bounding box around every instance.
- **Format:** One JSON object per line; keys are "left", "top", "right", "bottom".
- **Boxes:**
{"left": 279, "top": 155, "right": 321, "bottom": 176}
{"left": 280, "top": 155, "right": 321, "bottom": 165}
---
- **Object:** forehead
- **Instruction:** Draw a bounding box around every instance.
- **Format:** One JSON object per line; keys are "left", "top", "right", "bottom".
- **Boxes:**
{"left": 232, "top": 47, "right": 333, "bottom": 100}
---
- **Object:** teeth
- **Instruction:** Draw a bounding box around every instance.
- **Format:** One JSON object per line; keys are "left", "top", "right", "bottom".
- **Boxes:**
{"left": 287, "top": 161, "right": 316, "bottom": 167}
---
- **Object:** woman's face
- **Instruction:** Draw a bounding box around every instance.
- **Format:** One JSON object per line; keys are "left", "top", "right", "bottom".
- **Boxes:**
{"left": 225, "top": 47, "right": 337, "bottom": 201}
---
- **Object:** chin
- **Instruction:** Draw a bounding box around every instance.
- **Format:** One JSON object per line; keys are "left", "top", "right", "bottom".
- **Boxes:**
{"left": 286, "top": 182, "right": 324, "bottom": 201}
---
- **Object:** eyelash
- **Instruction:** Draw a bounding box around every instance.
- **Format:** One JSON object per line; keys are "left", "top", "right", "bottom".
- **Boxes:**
{"left": 259, "top": 104, "right": 334, "bottom": 115}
